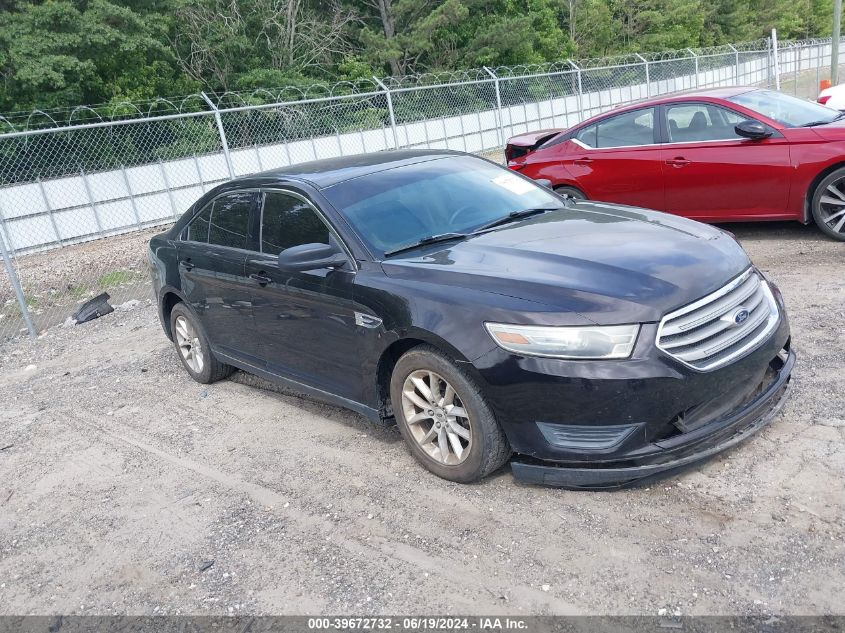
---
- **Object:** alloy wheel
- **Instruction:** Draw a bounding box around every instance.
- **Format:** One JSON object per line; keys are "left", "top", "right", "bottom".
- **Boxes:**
{"left": 174, "top": 315, "right": 204, "bottom": 374}
{"left": 817, "top": 179, "right": 845, "bottom": 236}
{"left": 401, "top": 370, "right": 472, "bottom": 465}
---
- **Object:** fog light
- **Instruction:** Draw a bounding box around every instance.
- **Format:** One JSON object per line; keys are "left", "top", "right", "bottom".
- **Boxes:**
{"left": 537, "top": 422, "right": 641, "bottom": 451}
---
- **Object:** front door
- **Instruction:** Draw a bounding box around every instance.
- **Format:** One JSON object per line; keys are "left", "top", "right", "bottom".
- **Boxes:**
{"left": 660, "top": 102, "right": 792, "bottom": 221}
{"left": 244, "top": 189, "right": 361, "bottom": 402}
{"left": 176, "top": 190, "right": 262, "bottom": 363}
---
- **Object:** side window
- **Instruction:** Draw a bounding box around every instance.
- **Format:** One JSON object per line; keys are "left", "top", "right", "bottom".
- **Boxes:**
{"left": 208, "top": 191, "right": 254, "bottom": 249}
{"left": 186, "top": 203, "right": 212, "bottom": 243}
{"left": 667, "top": 104, "right": 748, "bottom": 142}
{"left": 260, "top": 192, "right": 331, "bottom": 256}
{"left": 574, "top": 125, "right": 597, "bottom": 148}
{"left": 595, "top": 108, "right": 655, "bottom": 148}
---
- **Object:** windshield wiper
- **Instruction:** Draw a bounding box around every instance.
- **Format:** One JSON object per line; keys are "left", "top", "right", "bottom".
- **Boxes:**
{"left": 800, "top": 112, "right": 845, "bottom": 127}
{"left": 472, "top": 207, "right": 561, "bottom": 233}
{"left": 383, "top": 232, "right": 469, "bottom": 257}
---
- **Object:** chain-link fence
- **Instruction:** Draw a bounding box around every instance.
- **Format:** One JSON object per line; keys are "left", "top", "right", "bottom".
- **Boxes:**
{"left": 0, "top": 35, "right": 842, "bottom": 343}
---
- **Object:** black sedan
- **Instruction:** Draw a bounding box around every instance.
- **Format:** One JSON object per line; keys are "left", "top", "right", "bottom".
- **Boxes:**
{"left": 148, "top": 150, "right": 794, "bottom": 488}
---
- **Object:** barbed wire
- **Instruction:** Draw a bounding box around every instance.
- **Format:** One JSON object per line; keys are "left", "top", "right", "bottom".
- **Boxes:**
{"left": 0, "top": 36, "right": 830, "bottom": 133}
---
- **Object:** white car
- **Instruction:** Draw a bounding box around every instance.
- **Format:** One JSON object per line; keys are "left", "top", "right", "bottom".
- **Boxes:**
{"left": 818, "top": 83, "right": 845, "bottom": 110}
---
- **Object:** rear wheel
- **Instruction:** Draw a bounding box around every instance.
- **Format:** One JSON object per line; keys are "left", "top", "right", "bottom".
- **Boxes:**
{"left": 555, "top": 185, "right": 587, "bottom": 201}
{"left": 170, "top": 303, "right": 234, "bottom": 384}
{"left": 811, "top": 167, "right": 845, "bottom": 241}
{"left": 390, "top": 345, "right": 511, "bottom": 483}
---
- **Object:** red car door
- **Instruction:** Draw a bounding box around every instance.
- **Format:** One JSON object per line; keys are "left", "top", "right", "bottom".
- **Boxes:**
{"left": 563, "top": 106, "right": 665, "bottom": 209}
{"left": 660, "top": 102, "right": 792, "bottom": 222}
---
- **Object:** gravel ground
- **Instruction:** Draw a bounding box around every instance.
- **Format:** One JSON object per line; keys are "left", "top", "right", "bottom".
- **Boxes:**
{"left": 0, "top": 220, "right": 842, "bottom": 616}
{"left": 0, "top": 227, "right": 165, "bottom": 340}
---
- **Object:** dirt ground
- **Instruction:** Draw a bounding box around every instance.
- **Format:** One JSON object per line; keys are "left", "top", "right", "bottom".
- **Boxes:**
{"left": 0, "top": 221, "right": 843, "bottom": 617}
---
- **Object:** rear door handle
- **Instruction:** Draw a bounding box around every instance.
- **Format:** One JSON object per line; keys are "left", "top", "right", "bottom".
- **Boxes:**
{"left": 666, "top": 157, "right": 690, "bottom": 167}
{"left": 573, "top": 157, "right": 594, "bottom": 165}
{"left": 249, "top": 273, "right": 272, "bottom": 285}
{"left": 179, "top": 259, "right": 194, "bottom": 271}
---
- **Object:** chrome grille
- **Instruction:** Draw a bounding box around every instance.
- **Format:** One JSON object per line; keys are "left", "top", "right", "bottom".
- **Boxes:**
{"left": 656, "top": 269, "right": 779, "bottom": 371}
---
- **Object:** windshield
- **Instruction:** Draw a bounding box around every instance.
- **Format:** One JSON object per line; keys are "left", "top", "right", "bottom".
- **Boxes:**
{"left": 727, "top": 89, "right": 839, "bottom": 127}
{"left": 322, "top": 155, "right": 565, "bottom": 258}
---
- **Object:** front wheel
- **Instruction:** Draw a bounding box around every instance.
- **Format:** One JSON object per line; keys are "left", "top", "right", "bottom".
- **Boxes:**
{"left": 810, "top": 167, "right": 845, "bottom": 241}
{"left": 390, "top": 345, "right": 511, "bottom": 483}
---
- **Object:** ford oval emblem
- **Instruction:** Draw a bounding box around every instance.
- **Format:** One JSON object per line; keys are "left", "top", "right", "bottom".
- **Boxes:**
{"left": 733, "top": 308, "right": 750, "bottom": 325}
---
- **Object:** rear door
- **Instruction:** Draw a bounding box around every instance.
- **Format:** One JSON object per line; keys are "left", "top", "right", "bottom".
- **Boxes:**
{"left": 176, "top": 190, "right": 262, "bottom": 363}
{"left": 563, "top": 107, "right": 665, "bottom": 209}
{"left": 244, "top": 189, "right": 361, "bottom": 401}
{"left": 659, "top": 102, "right": 792, "bottom": 221}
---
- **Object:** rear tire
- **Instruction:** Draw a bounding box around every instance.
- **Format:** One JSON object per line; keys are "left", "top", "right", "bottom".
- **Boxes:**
{"left": 169, "top": 303, "right": 234, "bottom": 384}
{"left": 390, "top": 345, "right": 511, "bottom": 483}
{"left": 555, "top": 185, "right": 587, "bottom": 201}
{"left": 810, "top": 167, "right": 845, "bottom": 241}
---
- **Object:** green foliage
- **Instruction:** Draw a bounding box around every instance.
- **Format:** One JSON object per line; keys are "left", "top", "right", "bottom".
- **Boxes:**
{"left": 0, "top": 0, "right": 837, "bottom": 114}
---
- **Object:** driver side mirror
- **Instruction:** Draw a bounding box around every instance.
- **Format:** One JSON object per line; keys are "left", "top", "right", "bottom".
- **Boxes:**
{"left": 735, "top": 120, "right": 772, "bottom": 140}
{"left": 278, "top": 242, "right": 347, "bottom": 272}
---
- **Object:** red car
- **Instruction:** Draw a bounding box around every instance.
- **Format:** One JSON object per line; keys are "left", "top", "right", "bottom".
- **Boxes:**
{"left": 506, "top": 87, "right": 845, "bottom": 241}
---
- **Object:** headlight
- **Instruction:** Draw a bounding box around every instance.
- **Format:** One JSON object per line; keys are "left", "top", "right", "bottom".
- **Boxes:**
{"left": 484, "top": 322, "right": 640, "bottom": 359}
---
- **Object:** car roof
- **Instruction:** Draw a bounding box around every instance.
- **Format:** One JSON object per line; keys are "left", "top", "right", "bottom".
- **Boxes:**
{"left": 240, "top": 149, "right": 463, "bottom": 189}
{"left": 575, "top": 86, "right": 759, "bottom": 125}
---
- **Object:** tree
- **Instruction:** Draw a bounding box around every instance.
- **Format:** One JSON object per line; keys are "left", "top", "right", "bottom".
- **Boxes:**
{"left": 0, "top": 0, "right": 184, "bottom": 111}
{"left": 170, "top": 0, "right": 358, "bottom": 91}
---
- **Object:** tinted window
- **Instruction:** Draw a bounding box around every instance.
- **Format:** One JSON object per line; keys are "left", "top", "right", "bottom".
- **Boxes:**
{"left": 208, "top": 192, "right": 254, "bottom": 249}
{"left": 261, "top": 192, "right": 330, "bottom": 256}
{"left": 667, "top": 103, "right": 748, "bottom": 142}
{"left": 574, "top": 125, "right": 597, "bottom": 147}
{"left": 187, "top": 203, "right": 211, "bottom": 242}
{"left": 595, "top": 108, "right": 655, "bottom": 147}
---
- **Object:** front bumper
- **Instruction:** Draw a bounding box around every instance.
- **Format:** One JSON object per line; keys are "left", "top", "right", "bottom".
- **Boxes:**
{"left": 468, "top": 285, "right": 793, "bottom": 489}
{"left": 510, "top": 347, "right": 794, "bottom": 489}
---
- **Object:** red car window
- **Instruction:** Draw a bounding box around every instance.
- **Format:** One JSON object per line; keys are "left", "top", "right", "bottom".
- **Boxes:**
{"left": 667, "top": 104, "right": 747, "bottom": 143}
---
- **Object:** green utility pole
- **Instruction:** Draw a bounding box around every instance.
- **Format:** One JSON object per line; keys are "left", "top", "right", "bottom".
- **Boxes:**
{"left": 834, "top": 0, "right": 842, "bottom": 85}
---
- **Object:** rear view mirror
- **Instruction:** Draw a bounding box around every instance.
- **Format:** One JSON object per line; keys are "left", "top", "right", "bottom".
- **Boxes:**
{"left": 735, "top": 120, "right": 772, "bottom": 140}
{"left": 534, "top": 178, "right": 553, "bottom": 189}
{"left": 278, "top": 242, "right": 347, "bottom": 272}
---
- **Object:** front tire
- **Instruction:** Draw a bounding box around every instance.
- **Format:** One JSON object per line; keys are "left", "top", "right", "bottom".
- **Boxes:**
{"left": 390, "top": 345, "right": 511, "bottom": 483}
{"left": 810, "top": 167, "right": 845, "bottom": 241}
{"left": 169, "top": 303, "right": 234, "bottom": 384}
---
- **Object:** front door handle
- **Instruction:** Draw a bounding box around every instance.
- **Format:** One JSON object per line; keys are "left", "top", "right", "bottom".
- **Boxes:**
{"left": 666, "top": 157, "right": 690, "bottom": 167}
{"left": 573, "top": 157, "right": 594, "bottom": 165}
{"left": 180, "top": 259, "right": 194, "bottom": 271}
{"left": 249, "top": 273, "right": 272, "bottom": 285}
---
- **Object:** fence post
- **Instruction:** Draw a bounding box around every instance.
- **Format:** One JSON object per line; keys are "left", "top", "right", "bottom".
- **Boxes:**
{"left": 373, "top": 77, "right": 399, "bottom": 149}
{"left": 159, "top": 160, "right": 179, "bottom": 219}
{"left": 687, "top": 49, "right": 700, "bottom": 87}
{"left": 201, "top": 92, "right": 235, "bottom": 179}
{"left": 794, "top": 45, "right": 800, "bottom": 95}
{"left": 568, "top": 60, "right": 584, "bottom": 122}
{"left": 0, "top": 221, "right": 36, "bottom": 340}
{"left": 771, "top": 30, "right": 781, "bottom": 90}
{"left": 635, "top": 54, "right": 650, "bottom": 97}
{"left": 79, "top": 169, "right": 104, "bottom": 233}
{"left": 36, "top": 177, "right": 64, "bottom": 246}
{"left": 120, "top": 166, "right": 143, "bottom": 229}
{"left": 482, "top": 67, "right": 505, "bottom": 148}
{"left": 728, "top": 44, "right": 740, "bottom": 84}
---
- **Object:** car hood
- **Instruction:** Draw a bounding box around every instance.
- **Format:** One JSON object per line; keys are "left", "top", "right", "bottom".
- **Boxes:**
{"left": 380, "top": 202, "right": 751, "bottom": 324}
